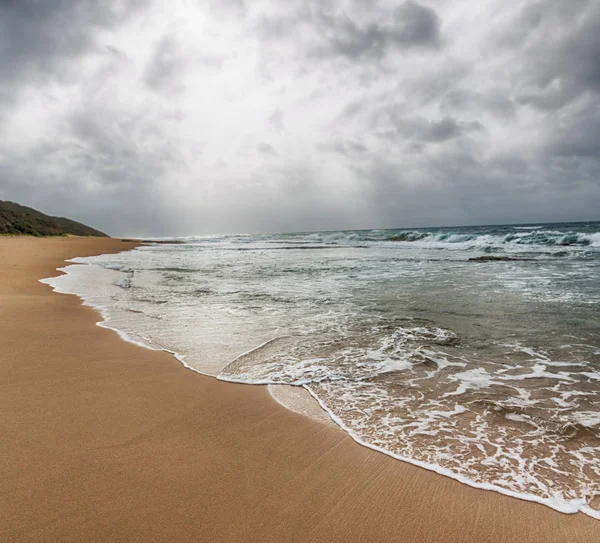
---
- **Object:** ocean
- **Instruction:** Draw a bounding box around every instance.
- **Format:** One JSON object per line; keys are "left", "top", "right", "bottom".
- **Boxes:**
{"left": 42, "top": 222, "right": 600, "bottom": 518}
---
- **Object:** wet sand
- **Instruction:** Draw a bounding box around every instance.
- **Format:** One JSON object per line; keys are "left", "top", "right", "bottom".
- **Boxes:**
{"left": 1, "top": 236, "right": 598, "bottom": 542}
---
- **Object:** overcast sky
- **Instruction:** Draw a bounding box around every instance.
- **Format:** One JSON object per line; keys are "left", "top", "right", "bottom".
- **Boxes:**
{"left": 0, "top": 0, "right": 598, "bottom": 236}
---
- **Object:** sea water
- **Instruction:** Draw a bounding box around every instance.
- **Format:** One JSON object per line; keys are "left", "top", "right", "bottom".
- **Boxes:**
{"left": 41, "top": 222, "right": 600, "bottom": 517}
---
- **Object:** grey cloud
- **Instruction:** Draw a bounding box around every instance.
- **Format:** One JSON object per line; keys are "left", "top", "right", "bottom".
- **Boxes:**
{"left": 0, "top": 154, "right": 173, "bottom": 237}
{"left": 421, "top": 118, "right": 461, "bottom": 142}
{"left": 337, "top": 98, "right": 369, "bottom": 120}
{"left": 377, "top": 111, "right": 484, "bottom": 144}
{"left": 197, "top": 55, "right": 226, "bottom": 69}
{"left": 0, "top": 0, "right": 147, "bottom": 103}
{"left": 0, "top": 100, "right": 183, "bottom": 236}
{"left": 402, "top": 62, "right": 470, "bottom": 106}
{"left": 441, "top": 90, "right": 516, "bottom": 119}
{"left": 0, "top": 0, "right": 175, "bottom": 235}
{"left": 545, "top": 102, "right": 600, "bottom": 159}
{"left": 257, "top": 0, "right": 441, "bottom": 62}
{"left": 511, "top": 0, "right": 600, "bottom": 110}
{"left": 67, "top": 110, "right": 171, "bottom": 186}
{"left": 318, "top": 139, "right": 368, "bottom": 156}
{"left": 208, "top": 0, "right": 246, "bottom": 19}
{"left": 258, "top": 142, "right": 278, "bottom": 155}
{"left": 312, "top": 1, "right": 441, "bottom": 59}
{"left": 268, "top": 109, "right": 285, "bottom": 133}
{"left": 146, "top": 33, "right": 224, "bottom": 84}
{"left": 488, "top": 156, "right": 531, "bottom": 176}
{"left": 144, "top": 35, "right": 186, "bottom": 93}
{"left": 357, "top": 143, "right": 599, "bottom": 229}
{"left": 484, "top": 0, "right": 600, "bottom": 176}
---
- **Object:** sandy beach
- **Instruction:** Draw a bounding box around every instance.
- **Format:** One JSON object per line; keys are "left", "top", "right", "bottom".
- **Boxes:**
{"left": 1, "top": 236, "right": 598, "bottom": 542}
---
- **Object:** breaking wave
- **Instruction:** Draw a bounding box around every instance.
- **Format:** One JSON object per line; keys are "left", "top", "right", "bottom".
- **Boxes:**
{"left": 385, "top": 230, "right": 600, "bottom": 248}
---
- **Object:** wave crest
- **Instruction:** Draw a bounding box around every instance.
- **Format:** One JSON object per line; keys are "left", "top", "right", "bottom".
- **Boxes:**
{"left": 385, "top": 229, "right": 600, "bottom": 249}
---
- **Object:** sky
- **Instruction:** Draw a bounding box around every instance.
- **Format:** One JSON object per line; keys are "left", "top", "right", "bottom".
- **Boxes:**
{"left": 0, "top": 0, "right": 599, "bottom": 236}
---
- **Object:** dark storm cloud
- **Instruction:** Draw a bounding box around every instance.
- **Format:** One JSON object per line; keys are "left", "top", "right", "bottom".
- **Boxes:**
{"left": 359, "top": 143, "right": 598, "bottom": 228}
{"left": 257, "top": 0, "right": 441, "bottom": 62}
{"left": 310, "top": 0, "right": 441, "bottom": 59}
{"left": 440, "top": 89, "right": 516, "bottom": 119}
{"left": 387, "top": 116, "right": 483, "bottom": 144}
{"left": 510, "top": 0, "right": 600, "bottom": 110}
{"left": 312, "top": 0, "right": 599, "bottom": 228}
{"left": 66, "top": 108, "right": 180, "bottom": 187}
{"left": 497, "top": 0, "right": 600, "bottom": 191}
{"left": 0, "top": 0, "right": 147, "bottom": 102}
{"left": 546, "top": 102, "right": 600, "bottom": 159}
{"left": 365, "top": 103, "right": 484, "bottom": 145}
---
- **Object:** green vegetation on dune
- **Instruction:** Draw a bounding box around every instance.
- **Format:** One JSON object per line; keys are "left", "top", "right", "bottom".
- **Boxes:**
{"left": 0, "top": 201, "right": 108, "bottom": 237}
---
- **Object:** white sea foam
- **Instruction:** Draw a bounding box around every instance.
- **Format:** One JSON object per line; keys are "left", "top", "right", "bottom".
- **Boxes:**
{"left": 39, "top": 224, "right": 600, "bottom": 520}
{"left": 302, "top": 385, "right": 600, "bottom": 519}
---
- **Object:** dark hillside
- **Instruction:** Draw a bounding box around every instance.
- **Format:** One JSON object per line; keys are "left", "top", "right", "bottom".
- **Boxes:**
{"left": 0, "top": 201, "right": 108, "bottom": 237}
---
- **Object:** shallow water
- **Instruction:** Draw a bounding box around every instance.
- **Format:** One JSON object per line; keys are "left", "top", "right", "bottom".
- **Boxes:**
{"left": 42, "top": 222, "right": 600, "bottom": 517}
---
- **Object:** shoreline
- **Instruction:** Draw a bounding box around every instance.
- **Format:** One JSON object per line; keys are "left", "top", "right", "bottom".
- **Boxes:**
{"left": 45, "top": 246, "right": 600, "bottom": 520}
{"left": 1, "top": 236, "right": 598, "bottom": 542}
